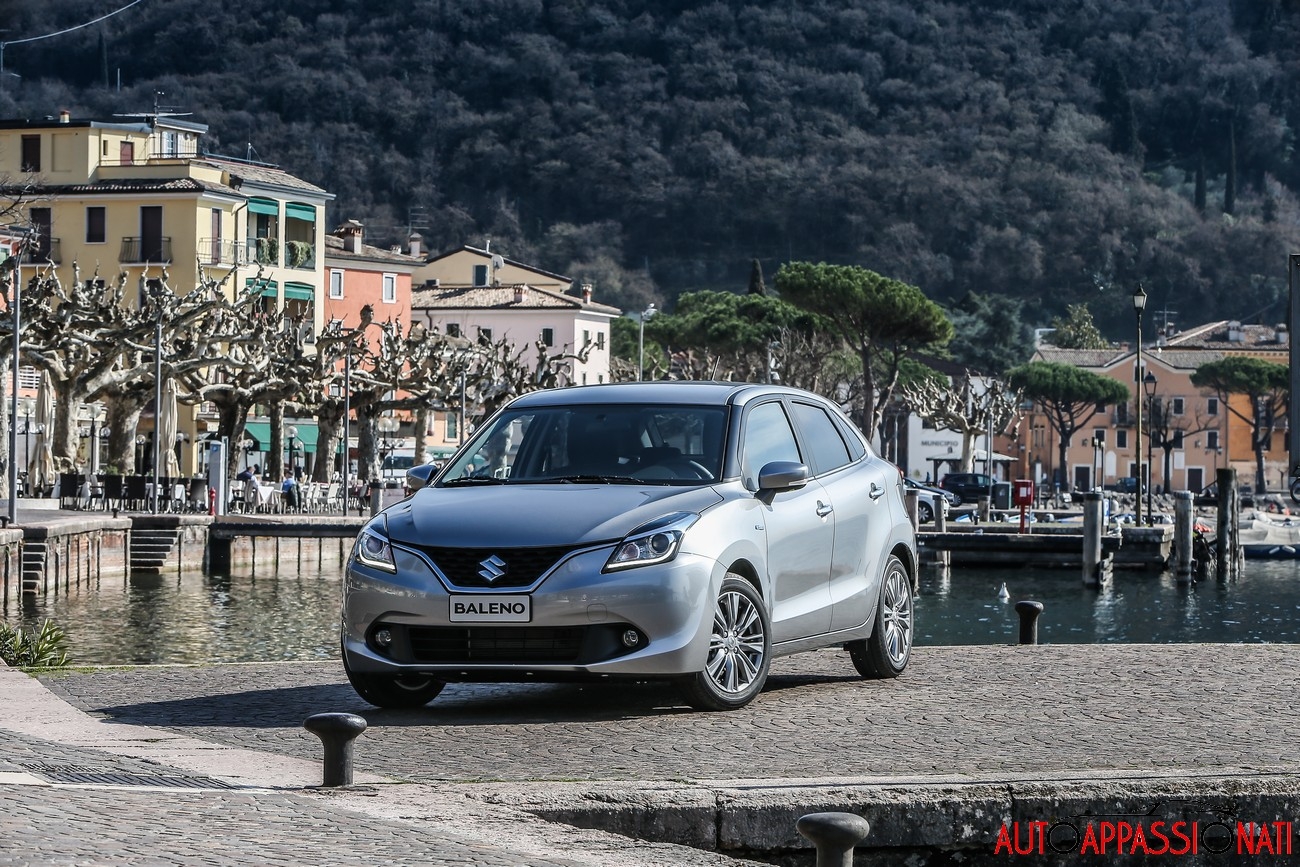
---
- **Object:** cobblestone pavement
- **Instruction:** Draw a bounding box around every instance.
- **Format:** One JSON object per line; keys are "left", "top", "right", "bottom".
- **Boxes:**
{"left": 5, "top": 643, "right": 1298, "bottom": 866}
{"left": 38, "top": 643, "right": 1300, "bottom": 784}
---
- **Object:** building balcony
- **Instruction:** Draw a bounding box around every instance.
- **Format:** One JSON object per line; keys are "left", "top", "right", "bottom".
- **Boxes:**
{"left": 20, "top": 238, "right": 60, "bottom": 264}
{"left": 119, "top": 237, "right": 173, "bottom": 264}
{"left": 285, "top": 240, "right": 316, "bottom": 270}
{"left": 247, "top": 237, "right": 279, "bottom": 267}
{"left": 198, "top": 238, "right": 249, "bottom": 267}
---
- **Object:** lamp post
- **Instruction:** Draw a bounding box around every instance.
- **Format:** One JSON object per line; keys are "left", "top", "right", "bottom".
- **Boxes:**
{"left": 1144, "top": 371, "right": 1158, "bottom": 524}
{"left": 19, "top": 396, "right": 32, "bottom": 492}
{"left": 377, "top": 415, "right": 400, "bottom": 478}
{"left": 1132, "top": 284, "right": 1148, "bottom": 527}
{"left": 7, "top": 227, "right": 30, "bottom": 525}
{"left": 1088, "top": 434, "right": 1105, "bottom": 491}
{"left": 637, "top": 303, "right": 657, "bottom": 381}
{"left": 342, "top": 344, "right": 351, "bottom": 516}
{"left": 86, "top": 403, "right": 105, "bottom": 475}
{"left": 286, "top": 425, "right": 299, "bottom": 476}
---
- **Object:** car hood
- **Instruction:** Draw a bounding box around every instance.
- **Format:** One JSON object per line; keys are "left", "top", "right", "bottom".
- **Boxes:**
{"left": 382, "top": 484, "right": 726, "bottom": 548}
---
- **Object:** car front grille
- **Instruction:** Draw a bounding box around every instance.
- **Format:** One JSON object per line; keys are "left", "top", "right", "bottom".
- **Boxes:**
{"left": 408, "top": 544, "right": 581, "bottom": 588}
{"left": 407, "top": 626, "right": 586, "bottom": 663}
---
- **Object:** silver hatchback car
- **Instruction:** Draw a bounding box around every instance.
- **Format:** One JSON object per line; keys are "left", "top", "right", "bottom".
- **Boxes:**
{"left": 342, "top": 382, "right": 916, "bottom": 711}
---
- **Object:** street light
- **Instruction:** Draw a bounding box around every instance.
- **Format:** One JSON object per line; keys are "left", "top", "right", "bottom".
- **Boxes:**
{"left": 377, "top": 415, "right": 400, "bottom": 473}
{"left": 286, "top": 424, "right": 299, "bottom": 476}
{"left": 1144, "top": 371, "right": 1158, "bottom": 524}
{"left": 18, "top": 396, "right": 32, "bottom": 491}
{"left": 1132, "top": 284, "right": 1148, "bottom": 527}
{"left": 85, "top": 403, "right": 105, "bottom": 475}
{"left": 1087, "top": 434, "right": 1105, "bottom": 491}
{"left": 637, "top": 303, "right": 657, "bottom": 381}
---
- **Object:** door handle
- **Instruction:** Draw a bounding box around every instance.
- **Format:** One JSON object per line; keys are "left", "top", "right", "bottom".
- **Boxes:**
{"left": 869, "top": 482, "right": 884, "bottom": 500}
{"left": 816, "top": 500, "right": 833, "bottom": 518}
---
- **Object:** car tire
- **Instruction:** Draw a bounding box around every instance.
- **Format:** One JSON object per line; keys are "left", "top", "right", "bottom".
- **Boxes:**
{"left": 917, "top": 500, "right": 934, "bottom": 524}
{"left": 343, "top": 648, "right": 446, "bottom": 708}
{"left": 682, "top": 575, "right": 771, "bottom": 711}
{"left": 847, "top": 555, "right": 913, "bottom": 679}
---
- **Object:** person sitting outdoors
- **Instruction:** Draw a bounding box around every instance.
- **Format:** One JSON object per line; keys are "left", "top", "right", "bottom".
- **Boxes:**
{"left": 280, "top": 472, "right": 299, "bottom": 512}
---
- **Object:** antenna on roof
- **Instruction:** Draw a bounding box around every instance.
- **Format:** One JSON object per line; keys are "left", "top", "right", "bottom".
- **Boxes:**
{"left": 111, "top": 90, "right": 193, "bottom": 123}
{"left": 491, "top": 255, "right": 504, "bottom": 286}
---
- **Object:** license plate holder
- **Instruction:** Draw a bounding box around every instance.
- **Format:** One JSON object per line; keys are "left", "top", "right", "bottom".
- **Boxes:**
{"left": 449, "top": 595, "right": 531, "bottom": 623}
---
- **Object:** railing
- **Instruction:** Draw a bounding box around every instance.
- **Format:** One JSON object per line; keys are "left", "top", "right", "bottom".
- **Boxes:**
{"left": 98, "top": 147, "right": 202, "bottom": 167}
{"left": 119, "top": 237, "right": 174, "bottom": 264}
{"left": 285, "top": 240, "right": 316, "bottom": 270}
{"left": 197, "top": 238, "right": 249, "bottom": 266}
{"left": 18, "top": 238, "right": 61, "bottom": 264}
{"left": 246, "top": 237, "right": 279, "bottom": 266}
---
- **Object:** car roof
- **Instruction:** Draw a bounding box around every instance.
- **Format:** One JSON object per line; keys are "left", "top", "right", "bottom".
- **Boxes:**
{"left": 507, "top": 381, "right": 832, "bottom": 409}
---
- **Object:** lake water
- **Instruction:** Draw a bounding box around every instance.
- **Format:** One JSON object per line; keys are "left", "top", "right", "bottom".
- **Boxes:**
{"left": 4, "top": 562, "right": 1300, "bottom": 665}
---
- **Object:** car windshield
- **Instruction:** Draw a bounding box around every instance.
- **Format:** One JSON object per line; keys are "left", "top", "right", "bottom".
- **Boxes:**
{"left": 438, "top": 403, "right": 729, "bottom": 485}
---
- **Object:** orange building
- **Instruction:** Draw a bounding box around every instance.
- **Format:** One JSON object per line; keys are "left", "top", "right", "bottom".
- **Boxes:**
{"left": 1030, "top": 320, "right": 1288, "bottom": 495}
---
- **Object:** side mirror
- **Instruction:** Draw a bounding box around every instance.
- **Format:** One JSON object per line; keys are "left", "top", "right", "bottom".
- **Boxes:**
{"left": 405, "top": 464, "right": 438, "bottom": 492}
{"left": 757, "top": 460, "right": 808, "bottom": 492}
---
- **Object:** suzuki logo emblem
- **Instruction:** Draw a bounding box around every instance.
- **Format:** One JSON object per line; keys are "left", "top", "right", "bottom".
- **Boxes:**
{"left": 478, "top": 554, "right": 508, "bottom": 583}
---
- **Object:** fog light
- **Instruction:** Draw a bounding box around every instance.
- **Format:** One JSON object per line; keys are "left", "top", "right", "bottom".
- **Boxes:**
{"left": 621, "top": 629, "right": 640, "bottom": 648}
{"left": 374, "top": 628, "right": 393, "bottom": 648}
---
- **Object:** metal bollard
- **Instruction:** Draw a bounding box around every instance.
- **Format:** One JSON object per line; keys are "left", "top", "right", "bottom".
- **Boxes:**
{"left": 796, "top": 812, "right": 870, "bottom": 867}
{"left": 303, "top": 712, "right": 368, "bottom": 787}
{"left": 1015, "top": 600, "right": 1044, "bottom": 645}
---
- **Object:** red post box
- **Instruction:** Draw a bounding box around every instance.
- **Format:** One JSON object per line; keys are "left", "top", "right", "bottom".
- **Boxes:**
{"left": 1013, "top": 479, "right": 1034, "bottom": 507}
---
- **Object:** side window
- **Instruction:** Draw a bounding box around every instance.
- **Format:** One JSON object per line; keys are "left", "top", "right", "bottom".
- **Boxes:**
{"left": 741, "top": 402, "right": 801, "bottom": 487}
{"left": 791, "top": 401, "right": 852, "bottom": 475}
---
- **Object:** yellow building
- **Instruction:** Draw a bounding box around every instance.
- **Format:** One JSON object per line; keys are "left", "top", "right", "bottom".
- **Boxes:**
{"left": 0, "top": 110, "right": 334, "bottom": 474}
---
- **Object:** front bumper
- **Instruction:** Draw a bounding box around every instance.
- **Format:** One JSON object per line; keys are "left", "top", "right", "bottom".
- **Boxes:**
{"left": 342, "top": 542, "right": 723, "bottom": 680}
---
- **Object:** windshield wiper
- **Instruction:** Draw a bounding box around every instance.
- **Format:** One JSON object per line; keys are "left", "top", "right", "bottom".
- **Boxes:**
{"left": 544, "top": 474, "right": 646, "bottom": 485}
{"left": 442, "top": 476, "right": 508, "bottom": 486}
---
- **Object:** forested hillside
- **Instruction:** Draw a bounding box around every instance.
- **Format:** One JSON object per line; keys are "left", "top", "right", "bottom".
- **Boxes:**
{"left": 1, "top": 0, "right": 1298, "bottom": 339}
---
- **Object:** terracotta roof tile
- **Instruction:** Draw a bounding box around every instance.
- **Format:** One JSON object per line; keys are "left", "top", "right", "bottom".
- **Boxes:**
{"left": 322, "top": 234, "right": 422, "bottom": 266}
{"left": 412, "top": 283, "right": 621, "bottom": 315}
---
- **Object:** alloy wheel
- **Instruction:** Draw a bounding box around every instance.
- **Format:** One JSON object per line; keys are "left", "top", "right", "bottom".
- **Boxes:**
{"left": 705, "top": 588, "right": 766, "bottom": 694}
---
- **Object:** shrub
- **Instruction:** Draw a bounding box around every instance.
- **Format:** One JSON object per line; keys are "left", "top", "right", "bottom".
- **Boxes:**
{"left": 0, "top": 619, "right": 70, "bottom": 667}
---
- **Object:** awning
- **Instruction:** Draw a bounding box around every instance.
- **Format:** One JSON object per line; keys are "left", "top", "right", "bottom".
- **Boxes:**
{"left": 247, "top": 197, "right": 279, "bottom": 216}
{"left": 242, "top": 421, "right": 320, "bottom": 454}
{"left": 247, "top": 278, "right": 278, "bottom": 296}
{"left": 285, "top": 202, "right": 317, "bottom": 222}
{"left": 283, "top": 282, "right": 314, "bottom": 301}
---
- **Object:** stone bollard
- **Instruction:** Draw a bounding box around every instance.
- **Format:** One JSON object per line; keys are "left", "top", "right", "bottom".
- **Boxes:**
{"left": 369, "top": 480, "right": 382, "bottom": 517}
{"left": 933, "top": 494, "right": 947, "bottom": 532}
{"left": 303, "top": 712, "right": 368, "bottom": 787}
{"left": 796, "top": 812, "right": 871, "bottom": 867}
{"left": 1015, "top": 600, "right": 1044, "bottom": 645}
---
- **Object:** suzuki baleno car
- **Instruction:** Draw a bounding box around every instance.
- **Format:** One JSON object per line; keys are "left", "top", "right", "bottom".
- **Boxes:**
{"left": 342, "top": 382, "right": 917, "bottom": 711}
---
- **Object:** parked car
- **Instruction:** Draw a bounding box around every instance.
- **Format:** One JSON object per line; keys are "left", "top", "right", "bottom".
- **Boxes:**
{"left": 1104, "top": 477, "right": 1142, "bottom": 494}
{"left": 341, "top": 382, "right": 918, "bottom": 711}
{"left": 939, "top": 472, "right": 997, "bottom": 503}
{"left": 379, "top": 453, "right": 416, "bottom": 488}
{"left": 903, "top": 477, "right": 959, "bottom": 521}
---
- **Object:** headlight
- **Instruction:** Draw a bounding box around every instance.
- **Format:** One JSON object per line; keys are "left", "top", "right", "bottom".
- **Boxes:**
{"left": 604, "top": 512, "right": 699, "bottom": 572}
{"left": 354, "top": 521, "right": 396, "bottom": 573}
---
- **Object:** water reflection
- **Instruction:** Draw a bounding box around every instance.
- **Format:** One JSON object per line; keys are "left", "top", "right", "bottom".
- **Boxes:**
{"left": 5, "top": 560, "right": 1300, "bottom": 665}
{"left": 3, "top": 567, "right": 343, "bottom": 665}
{"left": 916, "top": 561, "right": 1300, "bottom": 645}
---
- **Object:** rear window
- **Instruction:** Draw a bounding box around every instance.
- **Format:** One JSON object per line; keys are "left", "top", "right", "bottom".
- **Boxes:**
{"left": 382, "top": 455, "right": 415, "bottom": 472}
